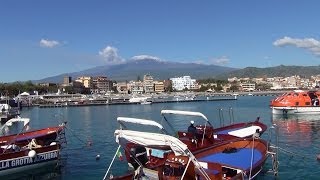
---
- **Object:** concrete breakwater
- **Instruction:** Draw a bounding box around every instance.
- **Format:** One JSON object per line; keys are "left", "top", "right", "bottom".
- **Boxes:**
{"left": 37, "top": 96, "right": 238, "bottom": 108}
{"left": 33, "top": 91, "right": 284, "bottom": 108}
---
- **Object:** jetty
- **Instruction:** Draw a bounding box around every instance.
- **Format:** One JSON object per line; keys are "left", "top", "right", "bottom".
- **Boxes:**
{"left": 37, "top": 95, "right": 237, "bottom": 108}
{"left": 26, "top": 90, "right": 286, "bottom": 108}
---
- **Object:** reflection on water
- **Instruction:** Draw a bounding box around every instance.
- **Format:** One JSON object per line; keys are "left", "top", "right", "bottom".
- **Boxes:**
{"left": 0, "top": 163, "right": 62, "bottom": 180}
{"left": 272, "top": 114, "right": 320, "bottom": 147}
{"left": 271, "top": 114, "right": 320, "bottom": 178}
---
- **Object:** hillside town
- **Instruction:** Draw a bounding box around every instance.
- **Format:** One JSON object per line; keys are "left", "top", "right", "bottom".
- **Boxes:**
{"left": 36, "top": 74, "right": 320, "bottom": 95}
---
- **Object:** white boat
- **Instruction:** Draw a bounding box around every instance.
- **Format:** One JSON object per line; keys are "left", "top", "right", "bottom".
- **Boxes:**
{"left": 0, "top": 102, "right": 20, "bottom": 123}
{"left": 0, "top": 116, "right": 30, "bottom": 135}
{"left": 140, "top": 100, "right": 152, "bottom": 105}
{"left": 128, "top": 96, "right": 150, "bottom": 103}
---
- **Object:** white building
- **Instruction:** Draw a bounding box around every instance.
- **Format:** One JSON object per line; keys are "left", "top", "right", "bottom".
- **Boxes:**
{"left": 143, "top": 74, "right": 154, "bottom": 93}
{"left": 170, "top": 76, "right": 197, "bottom": 91}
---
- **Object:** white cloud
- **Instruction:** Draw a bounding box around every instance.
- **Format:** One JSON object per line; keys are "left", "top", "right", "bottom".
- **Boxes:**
{"left": 131, "top": 55, "right": 162, "bottom": 61}
{"left": 98, "top": 46, "right": 124, "bottom": 64}
{"left": 39, "top": 39, "right": 60, "bottom": 48}
{"left": 211, "top": 56, "right": 230, "bottom": 65}
{"left": 273, "top": 36, "right": 320, "bottom": 56}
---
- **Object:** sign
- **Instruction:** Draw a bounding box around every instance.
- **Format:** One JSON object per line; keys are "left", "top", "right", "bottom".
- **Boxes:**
{"left": 0, "top": 150, "right": 59, "bottom": 170}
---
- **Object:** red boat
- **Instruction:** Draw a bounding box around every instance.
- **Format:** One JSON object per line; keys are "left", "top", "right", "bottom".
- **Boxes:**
{"left": 270, "top": 90, "right": 320, "bottom": 114}
{"left": 105, "top": 129, "right": 272, "bottom": 180}
{"left": 0, "top": 119, "right": 66, "bottom": 177}
{"left": 160, "top": 110, "right": 267, "bottom": 152}
{"left": 0, "top": 125, "right": 65, "bottom": 147}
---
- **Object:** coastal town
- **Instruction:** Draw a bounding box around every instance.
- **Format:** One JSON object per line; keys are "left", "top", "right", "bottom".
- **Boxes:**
{"left": 37, "top": 74, "right": 320, "bottom": 96}
{"left": 1, "top": 73, "right": 319, "bottom": 111}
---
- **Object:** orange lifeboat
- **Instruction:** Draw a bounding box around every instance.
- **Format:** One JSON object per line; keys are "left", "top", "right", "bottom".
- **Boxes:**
{"left": 270, "top": 90, "right": 320, "bottom": 114}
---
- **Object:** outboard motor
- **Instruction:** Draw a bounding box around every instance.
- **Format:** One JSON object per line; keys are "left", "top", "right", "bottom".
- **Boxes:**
{"left": 129, "top": 145, "right": 148, "bottom": 169}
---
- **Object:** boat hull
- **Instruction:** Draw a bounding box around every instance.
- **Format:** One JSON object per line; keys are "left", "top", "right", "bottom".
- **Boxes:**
{"left": 0, "top": 145, "right": 60, "bottom": 176}
{"left": 0, "top": 126, "right": 64, "bottom": 147}
{"left": 271, "top": 106, "right": 320, "bottom": 114}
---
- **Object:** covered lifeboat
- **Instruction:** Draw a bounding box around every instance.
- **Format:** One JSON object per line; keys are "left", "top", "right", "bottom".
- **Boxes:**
{"left": 270, "top": 90, "right": 320, "bottom": 114}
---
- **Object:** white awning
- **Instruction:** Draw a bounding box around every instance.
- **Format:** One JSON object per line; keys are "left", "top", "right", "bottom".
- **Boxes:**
{"left": 117, "top": 117, "right": 164, "bottom": 130}
{"left": 115, "top": 129, "right": 188, "bottom": 155}
{"left": 0, "top": 117, "right": 30, "bottom": 132}
{"left": 20, "top": 92, "right": 30, "bottom": 96}
{"left": 160, "top": 110, "right": 209, "bottom": 122}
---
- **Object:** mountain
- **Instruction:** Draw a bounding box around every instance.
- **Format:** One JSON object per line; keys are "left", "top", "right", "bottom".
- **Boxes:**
{"left": 216, "top": 65, "right": 320, "bottom": 79}
{"left": 35, "top": 59, "right": 238, "bottom": 83}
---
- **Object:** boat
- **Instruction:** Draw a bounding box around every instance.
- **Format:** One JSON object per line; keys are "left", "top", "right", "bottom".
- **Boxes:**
{"left": 0, "top": 100, "right": 21, "bottom": 123}
{"left": 270, "top": 90, "right": 320, "bottom": 114}
{"left": 0, "top": 116, "right": 30, "bottom": 136}
{"left": 105, "top": 129, "right": 271, "bottom": 180}
{"left": 128, "top": 96, "right": 151, "bottom": 103}
{"left": 140, "top": 100, "right": 152, "bottom": 105}
{"left": 160, "top": 110, "right": 267, "bottom": 151}
{"left": 0, "top": 121, "right": 66, "bottom": 176}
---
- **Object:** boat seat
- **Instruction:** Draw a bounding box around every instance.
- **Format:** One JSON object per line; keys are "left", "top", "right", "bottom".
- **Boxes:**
{"left": 228, "top": 126, "right": 262, "bottom": 138}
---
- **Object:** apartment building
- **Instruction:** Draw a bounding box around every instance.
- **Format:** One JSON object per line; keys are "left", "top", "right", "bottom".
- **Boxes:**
{"left": 143, "top": 74, "right": 154, "bottom": 93}
{"left": 75, "top": 76, "right": 92, "bottom": 88}
{"left": 170, "top": 76, "right": 197, "bottom": 91}
{"left": 129, "top": 81, "right": 144, "bottom": 94}
{"left": 92, "top": 76, "right": 113, "bottom": 94}
{"left": 154, "top": 81, "right": 165, "bottom": 93}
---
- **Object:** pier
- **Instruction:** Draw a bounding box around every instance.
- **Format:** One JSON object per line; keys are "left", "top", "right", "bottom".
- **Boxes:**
{"left": 31, "top": 90, "right": 286, "bottom": 108}
{"left": 37, "top": 96, "right": 237, "bottom": 108}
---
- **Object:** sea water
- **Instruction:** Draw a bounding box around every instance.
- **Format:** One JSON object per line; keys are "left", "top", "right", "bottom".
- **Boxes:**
{"left": 8, "top": 95, "right": 320, "bottom": 179}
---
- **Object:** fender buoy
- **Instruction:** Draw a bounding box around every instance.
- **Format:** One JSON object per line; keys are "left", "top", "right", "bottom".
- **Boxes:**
{"left": 28, "top": 150, "right": 37, "bottom": 158}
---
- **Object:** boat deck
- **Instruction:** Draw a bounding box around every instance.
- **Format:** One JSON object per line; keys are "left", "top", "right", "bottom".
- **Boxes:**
{"left": 198, "top": 148, "right": 262, "bottom": 170}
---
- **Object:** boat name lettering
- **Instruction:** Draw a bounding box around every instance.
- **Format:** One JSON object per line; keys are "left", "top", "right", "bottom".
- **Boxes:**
{"left": 0, "top": 151, "right": 58, "bottom": 169}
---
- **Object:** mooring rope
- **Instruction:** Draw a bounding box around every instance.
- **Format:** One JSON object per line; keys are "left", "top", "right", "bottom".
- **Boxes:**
{"left": 103, "top": 145, "right": 121, "bottom": 180}
{"left": 249, "top": 137, "right": 255, "bottom": 179}
{"left": 269, "top": 143, "right": 314, "bottom": 160}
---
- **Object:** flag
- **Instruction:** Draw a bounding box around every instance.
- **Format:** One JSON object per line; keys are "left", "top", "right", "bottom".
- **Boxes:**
{"left": 117, "top": 149, "right": 123, "bottom": 161}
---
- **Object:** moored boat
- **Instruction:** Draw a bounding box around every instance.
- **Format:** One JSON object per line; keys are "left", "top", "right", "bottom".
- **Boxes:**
{"left": 270, "top": 90, "right": 320, "bottom": 114}
{"left": 161, "top": 110, "right": 267, "bottom": 151}
{"left": 0, "top": 101, "right": 20, "bottom": 123}
{"left": 0, "top": 122, "right": 66, "bottom": 176}
{"left": 105, "top": 129, "right": 271, "bottom": 180}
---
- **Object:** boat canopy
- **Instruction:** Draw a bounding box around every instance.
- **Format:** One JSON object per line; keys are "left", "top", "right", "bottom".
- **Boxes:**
{"left": 115, "top": 129, "right": 188, "bottom": 156}
{"left": 113, "top": 129, "right": 211, "bottom": 179}
{"left": 117, "top": 117, "right": 165, "bottom": 132}
{"left": 160, "top": 110, "right": 212, "bottom": 127}
{"left": 0, "top": 117, "right": 30, "bottom": 132}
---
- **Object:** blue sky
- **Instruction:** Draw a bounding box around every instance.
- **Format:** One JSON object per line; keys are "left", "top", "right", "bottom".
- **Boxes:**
{"left": 1, "top": 1, "right": 320, "bottom": 82}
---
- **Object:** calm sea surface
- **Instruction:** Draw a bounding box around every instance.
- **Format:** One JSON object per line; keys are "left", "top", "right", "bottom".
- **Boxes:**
{"left": 9, "top": 96, "right": 320, "bottom": 179}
